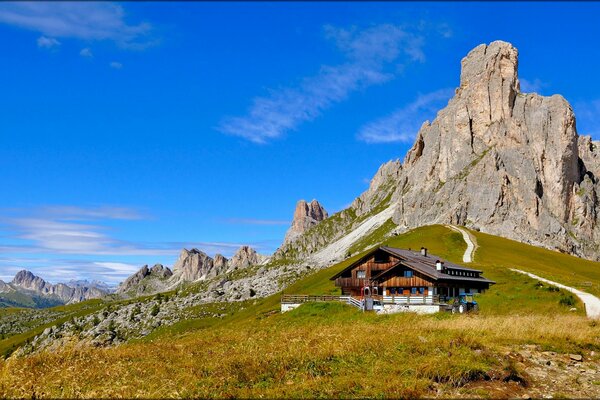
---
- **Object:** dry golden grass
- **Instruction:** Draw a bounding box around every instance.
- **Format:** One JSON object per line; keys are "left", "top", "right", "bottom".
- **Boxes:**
{"left": 1, "top": 303, "right": 599, "bottom": 399}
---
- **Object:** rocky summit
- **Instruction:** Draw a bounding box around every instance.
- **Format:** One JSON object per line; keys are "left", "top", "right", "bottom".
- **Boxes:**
{"left": 283, "top": 199, "right": 328, "bottom": 245}
{"left": 380, "top": 40, "right": 600, "bottom": 259}
{"left": 116, "top": 264, "right": 173, "bottom": 295}
{"left": 228, "top": 245, "right": 268, "bottom": 271}
{"left": 172, "top": 248, "right": 216, "bottom": 282}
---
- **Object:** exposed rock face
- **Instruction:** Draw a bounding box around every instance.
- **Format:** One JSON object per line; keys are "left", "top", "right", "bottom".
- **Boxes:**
{"left": 276, "top": 41, "right": 600, "bottom": 262}
{"left": 117, "top": 264, "right": 173, "bottom": 294}
{"left": 283, "top": 199, "right": 328, "bottom": 245}
{"left": 228, "top": 246, "right": 266, "bottom": 271}
{"left": 172, "top": 249, "right": 214, "bottom": 281}
{"left": 8, "top": 270, "right": 107, "bottom": 304}
{"left": 382, "top": 40, "right": 600, "bottom": 258}
{"left": 213, "top": 254, "right": 228, "bottom": 272}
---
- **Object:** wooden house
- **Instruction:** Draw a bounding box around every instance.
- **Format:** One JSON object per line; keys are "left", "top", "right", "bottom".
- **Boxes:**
{"left": 330, "top": 246, "right": 495, "bottom": 304}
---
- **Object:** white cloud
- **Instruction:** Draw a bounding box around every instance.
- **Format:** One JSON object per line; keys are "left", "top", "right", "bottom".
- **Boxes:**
{"left": 37, "top": 35, "right": 60, "bottom": 49}
{"left": 574, "top": 99, "right": 600, "bottom": 138}
{"left": 357, "top": 88, "right": 453, "bottom": 143}
{"left": 80, "top": 47, "right": 93, "bottom": 57}
{"left": 0, "top": 206, "right": 268, "bottom": 284}
{"left": 110, "top": 61, "right": 123, "bottom": 69}
{"left": 520, "top": 78, "right": 547, "bottom": 94}
{"left": 0, "top": 2, "right": 153, "bottom": 49}
{"left": 218, "top": 23, "right": 426, "bottom": 144}
{"left": 39, "top": 205, "right": 144, "bottom": 220}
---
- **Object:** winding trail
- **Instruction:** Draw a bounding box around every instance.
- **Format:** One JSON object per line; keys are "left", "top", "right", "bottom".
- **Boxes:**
{"left": 510, "top": 269, "right": 600, "bottom": 319}
{"left": 445, "top": 225, "right": 600, "bottom": 319}
{"left": 445, "top": 225, "right": 477, "bottom": 263}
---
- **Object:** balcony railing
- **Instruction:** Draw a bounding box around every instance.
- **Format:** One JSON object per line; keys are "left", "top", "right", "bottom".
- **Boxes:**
{"left": 334, "top": 277, "right": 367, "bottom": 287}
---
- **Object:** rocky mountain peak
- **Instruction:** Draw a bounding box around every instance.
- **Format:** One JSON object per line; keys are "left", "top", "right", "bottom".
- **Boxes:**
{"left": 12, "top": 270, "right": 47, "bottom": 292}
{"left": 116, "top": 263, "right": 173, "bottom": 294}
{"left": 283, "top": 199, "right": 328, "bottom": 245}
{"left": 173, "top": 248, "right": 214, "bottom": 282}
{"left": 228, "top": 245, "right": 264, "bottom": 270}
{"left": 386, "top": 40, "right": 597, "bottom": 258}
{"left": 459, "top": 41, "right": 519, "bottom": 117}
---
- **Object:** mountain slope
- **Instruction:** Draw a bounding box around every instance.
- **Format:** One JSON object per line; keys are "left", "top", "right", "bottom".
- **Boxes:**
{"left": 3, "top": 225, "right": 600, "bottom": 398}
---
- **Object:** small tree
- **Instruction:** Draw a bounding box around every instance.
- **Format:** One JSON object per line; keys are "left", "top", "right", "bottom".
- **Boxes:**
{"left": 150, "top": 304, "right": 160, "bottom": 316}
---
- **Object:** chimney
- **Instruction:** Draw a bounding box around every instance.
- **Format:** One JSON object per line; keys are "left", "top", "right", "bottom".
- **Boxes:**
{"left": 420, "top": 247, "right": 427, "bottom": 257}
{"left": 436, "top": 260, "right": 443, "bottom": 271}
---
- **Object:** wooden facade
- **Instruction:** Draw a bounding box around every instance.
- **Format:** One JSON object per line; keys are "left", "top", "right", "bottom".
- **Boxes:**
{"left": 331, "top": 247, "right": 495, "bottom": 300}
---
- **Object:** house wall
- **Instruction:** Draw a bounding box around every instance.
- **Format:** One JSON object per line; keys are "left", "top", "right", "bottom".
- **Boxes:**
{"left": 378, "top": 268, "right": 435, "bottom": 290}
{"left": 345, "top": 253, "right": 400, "bottom": 279}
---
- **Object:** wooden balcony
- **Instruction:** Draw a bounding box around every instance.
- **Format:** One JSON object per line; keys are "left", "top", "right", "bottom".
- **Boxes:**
{"left": 334, "top": 277, "right": 368, "bottom": 288}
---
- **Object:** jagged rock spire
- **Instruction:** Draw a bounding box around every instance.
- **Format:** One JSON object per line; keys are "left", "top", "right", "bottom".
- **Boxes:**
{"left": 283, "top": 199, "right": 328, "bottom": 245}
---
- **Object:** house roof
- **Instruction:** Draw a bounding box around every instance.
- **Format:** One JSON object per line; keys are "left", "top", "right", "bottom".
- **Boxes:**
{"left": 330, "top": 246, "right": 495, "bottom": 285}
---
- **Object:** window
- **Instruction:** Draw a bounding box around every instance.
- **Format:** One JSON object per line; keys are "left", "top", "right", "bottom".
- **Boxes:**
{"left": 418, "top": 287, "right": 425, "bottom": 295}
{"left": 398, "top": 287, "right": 404, "bottom": 294}
{"left": 403, "top": 270, "right": 413, "bottom": 278}
{"left": 389, "top": 288, "right": 396, "bottom": 295}
{"left": 374, "top": 252, "right": 389, "bottom": 263}
{"left": 411, "top": 287, "right": 417, "bottom": 294}
{"left": 357, "top": 270, "right": 366, "bottom": 279}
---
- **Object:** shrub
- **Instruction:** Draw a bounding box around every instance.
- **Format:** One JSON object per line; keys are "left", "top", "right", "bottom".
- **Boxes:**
{"left": 559, "top": 294, "right": 576, "bottom": 307}
{"left": 151, "top": 304, "right": 160, "bottom": 316}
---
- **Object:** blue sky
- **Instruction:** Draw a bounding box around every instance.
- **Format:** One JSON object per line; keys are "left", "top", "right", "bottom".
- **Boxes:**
{"left": 1, "top": 2, "right": 599, "bottom": 284}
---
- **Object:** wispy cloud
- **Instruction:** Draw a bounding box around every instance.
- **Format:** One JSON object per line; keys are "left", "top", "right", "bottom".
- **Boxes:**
{"left": 520, "top": 78, "right": 547, "bottom": 94}
{"left": 357, "top": 88, "right": 453, "bottom": 143}
{"left": 80, "top": 47, "right": 93, "bottom": 58}
{"left": 0, "top": 205, "right": 263, "bottom": 284}
{"left": 0, "top": 205, "right": 163, "bottom": 256}
{"left": 0, "top": 2, "right": 154, "bottom": 49}
{"left": 37, "top": 35, "right": 60, "bottom": 49}
{"left": 38, "top": 205, "right": 145, "bottom": 220}
{"left": 575, "top": 99, "right": 600, "bottom": 138}
{"left": 110, "top": 61, "right": 123, "bottom": 69}
{"left": 218, "top": 23, "right": 426, "bottom": 144}
{"left": 223, "top": 218, "right": 290, "bottom": 226}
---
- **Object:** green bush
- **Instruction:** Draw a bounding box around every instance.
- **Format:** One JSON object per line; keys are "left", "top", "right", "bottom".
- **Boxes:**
{"left": 559, "top": 294, "right": 576, "bottom": 307}
{"left": 151, "top": 304, "right": 160, "bottom": 316}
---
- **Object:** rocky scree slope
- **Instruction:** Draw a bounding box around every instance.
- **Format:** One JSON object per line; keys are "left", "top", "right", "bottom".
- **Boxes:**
{"left": 277, "top": 40, "right": 600, "bottom": 262}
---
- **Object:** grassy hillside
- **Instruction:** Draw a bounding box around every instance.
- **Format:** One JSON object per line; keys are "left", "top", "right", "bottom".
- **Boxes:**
{"left": 1, "top": 225, "right": 599, "bottom": 398}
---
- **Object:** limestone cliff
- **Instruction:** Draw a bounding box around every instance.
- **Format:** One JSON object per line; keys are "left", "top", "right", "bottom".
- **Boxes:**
{"left": 276, "top": 40, "right": 600, "bottom": 262}
{"left": 383, "top": 40, "right": 600, "bottom": 258}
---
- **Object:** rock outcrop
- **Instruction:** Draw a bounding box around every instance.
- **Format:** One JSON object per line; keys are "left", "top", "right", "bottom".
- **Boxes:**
{"left": 213, "top": 254, "right": 228, "bottom": 271}
{"left": 378, "top": 40, "right": 600, "bottom": 258}
{"left": 283, "top": 199, "right": 328, "bottom": 245}
{"left": 228, "top": 245, "right": 267, "bottom": 271}
{"left": 116, "top": 264, "right": 173, "bottom": 294}
{"left": 172, "top": 249, "right": 215, "bottom": 281}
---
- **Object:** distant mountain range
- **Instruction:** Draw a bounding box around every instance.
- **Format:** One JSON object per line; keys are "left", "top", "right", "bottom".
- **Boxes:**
{"left": 0, "top": 270, "right": 111, "bottom": 308}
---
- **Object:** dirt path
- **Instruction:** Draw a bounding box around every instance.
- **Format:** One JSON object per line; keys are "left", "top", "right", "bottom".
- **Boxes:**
{"left": 510, "top": 268, "right": 600, "bottom": 319}
{"left": 445, "top": 225, "right": 477, "bottom": 263}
